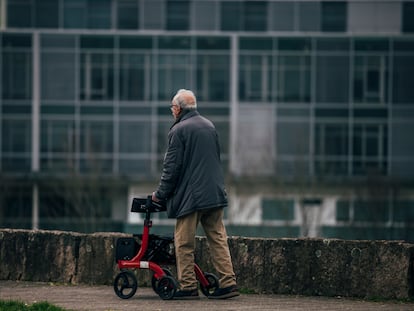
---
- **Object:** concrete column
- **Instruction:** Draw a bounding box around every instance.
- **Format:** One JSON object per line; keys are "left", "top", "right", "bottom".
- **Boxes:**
{"left": 32, "top": 32, "right": 40, "bottom": 230}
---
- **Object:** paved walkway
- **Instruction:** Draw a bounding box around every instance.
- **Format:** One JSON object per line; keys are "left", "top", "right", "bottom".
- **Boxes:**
{"left": 0, "top": 281, "right": 413, "bottom": 311}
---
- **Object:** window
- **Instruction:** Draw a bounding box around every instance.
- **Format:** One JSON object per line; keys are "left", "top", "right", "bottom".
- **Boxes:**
{"left": 277, "top": 55, "right": 311, "bottom": 103}
{"left": 193, "top": 1, "right": 217, "bottom": 30}
{"left": 119, "top": 121, "right": 152, "bottom": 153}
{"left": 353, "top": 55, "right": 388, "bottom": 104}
{"left": 143, "top": 0, "right": 164, "bottom": 30}
{"left": 269, "top": 1, "right": 294, "bottom": 31}
{"left": 392, "top": 40, "right": 414, "bottom": 104}
{"left": 315, "top": 123, "right": 349, "bottom": 175}
{"left": 80, "top": 53, "right": 114, "bottom": 100}
{"left": 64, "top": 0, "right": 111, "bottom": 29}
{"left": 221, "top": 1, "right": 242, "bottom": 31}
{"left": 321, "top": 1, "right": 347, "bottom": 32}
{"left": 336, "top": 200, "right": 350, "bottom": 221}
{"left": 157, "top": 36, "right": 193, "bottom": 100}
{"left": 80, "top": 36, "right": 114, "bottom": 100}
{"left": 35, "top": 0, "right": 59, "bottom": 28}
{"left": 117, "top": 0, "right": 139, "bottom": 29}
{"left": 166, "top": 0, "right": 189, "bottom": 30}
{"left": 221, "top": 1, "right": 267, "bottom": 31}
{"left": 41, "top": 120, "right": 75, "bottom": 154}
{"left": 41, "top": 52, "right": 76, "bottom": 100}
{"left": 352, "top": 124, "right": 387, "bottom": 175}
{"left": 244, "top": 1, "right": 267, "bottom": 31}
{"left": 119, "top": 53, "right": 151, "bottom": 101}
{"left": 197, "top": 55, "right": 230, "bottom": 101}
{"left": 262, "top": 198, "right": 295, "bottom": 221}
{"left": 2, "top": 34, "right": 32, "bottom": 99}
{"left": 158, "top": 54, "right": 192, "bottom": 99}
{"left": 316, "top": 55, "right": 349, "bottom": 103}
{"left": 2, "top": 119, "right": 32, "bottom": 172}
{"left": 354, "top": 200, "right": 389, "bottom": 222}
{"left": 7, "top": 0, "right": 32, "bottom": 27}
{"left": 239, "top": 55, "right": 273, "bottom": 102}
{"left": 239, "top": 38, "right": 273, "bottom": 102}
{"left": 402, "top": 2, "right": 414, "bottom": 33}
{"left": 79, "top": 120, "right": 113, "bottom": 172}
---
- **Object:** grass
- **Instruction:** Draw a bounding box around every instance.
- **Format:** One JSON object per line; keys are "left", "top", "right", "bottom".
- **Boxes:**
{"left": 0, "top": 300, "right": 69, "bottom": 311}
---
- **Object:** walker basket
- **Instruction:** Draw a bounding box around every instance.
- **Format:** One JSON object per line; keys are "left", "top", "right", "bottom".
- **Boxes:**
{"left": 137, "top": 234, "right": 176, "bottom": 265}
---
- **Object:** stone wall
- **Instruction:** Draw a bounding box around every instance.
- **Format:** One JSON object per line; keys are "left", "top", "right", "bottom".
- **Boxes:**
{"left": 0, "top": 229, "right": 413, "bottom": 299}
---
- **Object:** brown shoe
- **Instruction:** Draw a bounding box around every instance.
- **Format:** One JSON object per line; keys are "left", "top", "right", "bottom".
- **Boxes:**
{"left": 208, "top": 285, "right": 240, "bottom": 299}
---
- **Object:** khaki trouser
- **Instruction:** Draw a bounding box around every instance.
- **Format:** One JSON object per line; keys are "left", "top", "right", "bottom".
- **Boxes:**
{"left": 174, "top": 208, "right": 237, "bottom": 290}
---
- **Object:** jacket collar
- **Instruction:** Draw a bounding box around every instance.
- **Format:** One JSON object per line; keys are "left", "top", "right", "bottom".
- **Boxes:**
{"left": 171, "top": 110, "right": 199, "bottom": 129}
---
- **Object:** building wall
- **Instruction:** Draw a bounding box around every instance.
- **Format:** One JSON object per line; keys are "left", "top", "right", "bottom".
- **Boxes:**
{"left": 1, "top": 0, "right": 414, "bottom": 240}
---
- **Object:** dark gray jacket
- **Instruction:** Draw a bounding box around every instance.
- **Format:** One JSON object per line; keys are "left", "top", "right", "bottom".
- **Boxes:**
{"left": 155, "top": 110, "right": 228, "bottom": 218}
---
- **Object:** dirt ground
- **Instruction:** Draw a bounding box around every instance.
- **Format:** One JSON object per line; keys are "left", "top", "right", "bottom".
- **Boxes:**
{"left": 0, "top": 281, "right": 413, "bottom": 311}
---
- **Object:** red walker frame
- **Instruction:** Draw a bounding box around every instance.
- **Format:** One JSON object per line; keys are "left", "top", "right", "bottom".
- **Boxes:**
{"left": 114, "top": 196, "right": 219, "bottom": 300}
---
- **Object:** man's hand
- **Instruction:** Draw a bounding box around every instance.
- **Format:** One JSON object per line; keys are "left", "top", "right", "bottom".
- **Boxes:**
{"left": 152, "top": 192, "right": 160, "bottom": 202}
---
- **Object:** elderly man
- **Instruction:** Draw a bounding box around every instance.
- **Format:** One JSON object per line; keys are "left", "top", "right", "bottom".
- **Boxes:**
{"left": 152, "top": 89, "right": 239, "bottom": 300}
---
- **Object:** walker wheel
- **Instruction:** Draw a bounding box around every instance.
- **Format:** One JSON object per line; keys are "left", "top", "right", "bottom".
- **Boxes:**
{"left": 157, "top": 276, "right": 177, "bottom": 300}
{"left": 113, "top": 270, "right": 138, "bottom": 299}
{"left": 151, "top": 268, "right": 173, "bottom": 294}
{"left": 200, "top": 272, "right": 219, "bottom": 297}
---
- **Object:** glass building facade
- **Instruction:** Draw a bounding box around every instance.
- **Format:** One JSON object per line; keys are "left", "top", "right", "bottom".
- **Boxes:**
{"left": 1, "top": 0, "right": 414, "bottom": 240}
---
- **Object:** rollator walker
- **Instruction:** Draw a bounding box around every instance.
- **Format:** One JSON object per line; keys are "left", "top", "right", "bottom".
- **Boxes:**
{"left": 113, "top": 195, "right": 219, "bottom": 300}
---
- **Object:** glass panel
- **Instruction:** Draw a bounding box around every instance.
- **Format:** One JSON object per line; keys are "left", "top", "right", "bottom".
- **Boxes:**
{"left": 349, "top": 2, "right": 400, "bottom": 34}
{"left": 2, "top": 34, "right": 32, "bottom": 99}
{"left": 197, "top": 37, "right": 230, "bottom": 50}
{"left": 336, "top": 200, "right": 350, "bottom": 221}
{"left": 158, "top": 54, "right": 192, "bottom": 100}
{"left": 120, "top": 36, "right": 153, "bottom": 49}
{"left": 2, "top": 119, "right": 31, "bottom": 153}
{"left": 7, "top": 0, "right": 32, "bottom": 27}
{"left": 354, "top": 200, "right": 389, "bottom": 222}
{"left": 35, "top": 0, "right": 59, "bottom": 28}
{"left": 299, "top": 1, "right": 320, "bottom": 31}
{"left": 193, "top": 1, "right": 216, "bottom": 30}
{"left": 119, "top": 121, "right": 152, "bottom": 153}
{"left": 277, "top": 55, "right": 311, "bottom": 103}
{"left": 316, "top": 56, "right": 349, "bottom": 103}
{"left": 402, "top": 2, "right": 414, "bottom": 33}
{"left": 262, "top": 198, "right": 295, "bottom": 221}
{"left": 352, "top": 124, "right": 387, "bottom": 175}
{"left": 276, "top": 121, "right": 310, "bottom": 155}
{"left": 239, "top": 37, "right": 273, "bottom": 50}
{"left": 353, "top": 55, "right": 388, "bottom": 104}
{"left": 119, "top": 53, "right": 151, "bottom": 101}
{"left": 315, "top": 123, "right": 348, "bottom": 156}
{"left": 80, "top": 52, "right": 114, "bottom": 100}
{"left": 197, "top": 55, "right": 230, "bottom": 101}
{"left": 269, "top": 1, "right": 294, "bottom": 31}
{"left": 244, "top": 1, "right": 267, "bottom": 31}
{"left": 80, "top": 120, "right": 113, "bottom": 153}
{"left": 394, "top": 200, "right": 414, "bottom": 222}
{"left": 239, "top": 55, "right": 272, "bottom": 102}
{"left": 142, "top": 0, "right": 164, "bottom": 30}
{"left": 63, "top": 0, "right": 111, "bottom": 29}
{"left": 41, "top": 52, "right": 76, "bottom": 100}
{"left": 166, "top": 0, "right": 189, "bottom": 30}
{"left": 321, "top": 1, "right": 347, "bottom": 32}
{"left": 88, "top": 0, "right": 111, "bottom": 29}
{"left": 221, "top": 1, "right": 241, "bottom": 31}
{"left": 63, "top": 0, "right": 86, "bottom": 28}
{"left": 117, "top": 0, "right": 139, "bottom": 29}
{"left": 41, "top": 120, "right": 76, "bottom": 153}
{"left": 393, "top": 55, "right": 414, "bottom": 104}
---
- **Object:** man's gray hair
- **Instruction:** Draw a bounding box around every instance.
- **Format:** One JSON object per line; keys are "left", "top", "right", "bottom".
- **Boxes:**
{"left": 172, "top": 89, "right": 197, "bottom": 110}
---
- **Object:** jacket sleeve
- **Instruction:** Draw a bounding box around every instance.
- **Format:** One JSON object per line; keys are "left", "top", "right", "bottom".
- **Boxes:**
{"left": 155, "top": 130, "right": 184, "bottom": 200}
